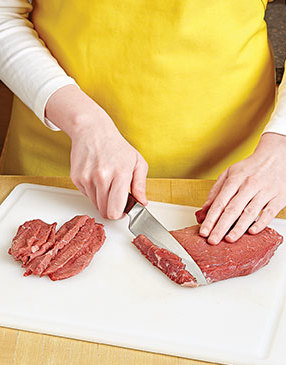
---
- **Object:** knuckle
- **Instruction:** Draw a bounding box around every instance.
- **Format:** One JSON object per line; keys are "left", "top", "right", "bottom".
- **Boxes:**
{"left": 228, "top": 164, "right": 240, "bottom": 176}
{"left": 243, "top": 206, "right": 256, "bottom": 216}
{"left": 95, "top": 167, "right": 109, "bottom": 183}
{"left": 214, "top": 200, "right": 225, "bottom": 211}
{"left": 245, "top": 175, "right": 258, "bottom": 187}
{"left": 80, "top": 173, "right": 91, "bottom": 186}
{"left": 263, "top": 206, "right": 275, "bottom": 217}
{"left": 225, "top": 175, "right": 238, "bottom": 187}
{"left": 224, "top": 204, "right": 239, "bottom": 215}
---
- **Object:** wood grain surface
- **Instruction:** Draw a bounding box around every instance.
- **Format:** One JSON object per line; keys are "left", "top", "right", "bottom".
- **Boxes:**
{"left": 0, "top": 176, "right": 285, "bottom": 365}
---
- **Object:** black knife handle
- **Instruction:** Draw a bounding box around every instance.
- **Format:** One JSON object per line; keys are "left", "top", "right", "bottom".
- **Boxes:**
{"left": 124, "top": 193, "right": 138, "bottom": 214}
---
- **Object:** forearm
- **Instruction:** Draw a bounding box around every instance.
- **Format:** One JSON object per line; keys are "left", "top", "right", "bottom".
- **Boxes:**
{"left": 0, "top": 0, "right": 77, "bottom": 129}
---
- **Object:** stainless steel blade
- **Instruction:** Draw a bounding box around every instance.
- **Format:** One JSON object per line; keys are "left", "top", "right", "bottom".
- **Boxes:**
{"left": 127, "top": 202, "right": 207, "bottom": 286}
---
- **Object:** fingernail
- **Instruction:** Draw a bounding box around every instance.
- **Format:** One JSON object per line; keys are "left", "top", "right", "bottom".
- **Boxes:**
{"left": 249, "top": 227, "right": 256, "bottom": 234}
{"left": 208, "top": 236, "right": 219, "bottom": 245}
{"left": 200, "top": 228, "right": 209, "bottom": 236}
{"left": 225, "top": 234, "right": 233, "bottom": 242}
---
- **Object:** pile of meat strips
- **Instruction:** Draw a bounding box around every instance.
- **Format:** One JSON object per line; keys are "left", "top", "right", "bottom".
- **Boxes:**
{"left": 8, "top": 215, "right": 106, "bottom": 281}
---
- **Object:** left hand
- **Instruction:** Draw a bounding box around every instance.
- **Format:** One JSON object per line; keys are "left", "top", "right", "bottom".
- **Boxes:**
{"left": 199, "top": 132, "right": 286, "bottom": 245}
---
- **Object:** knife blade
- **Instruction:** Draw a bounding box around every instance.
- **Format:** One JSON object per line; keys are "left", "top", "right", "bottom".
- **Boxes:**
{"left": 124, "top": 194, "right": 207, "bottom": 286}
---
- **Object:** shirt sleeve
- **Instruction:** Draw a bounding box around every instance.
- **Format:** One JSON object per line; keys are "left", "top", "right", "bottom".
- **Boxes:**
{"left": 263, "top": 68, "right": 286, "bottom": 136}
{"left": 0, "top": 0, "right": 79, "bottom": 131}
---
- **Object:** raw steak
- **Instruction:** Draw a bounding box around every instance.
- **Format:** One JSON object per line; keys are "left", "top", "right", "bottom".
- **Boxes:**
{"left": 23, "top": 215, "right": 89, "bottom": 276}
{"left": 132, "top": 225, "right": 283, "bottom": 287}
{"left": 49, "top": 222, "right": 105, "bottom": 281}
{"left": 8, "top": 220, "right": 56, "bottom": 264}
{"left": 9, "top": 215, "right": 106, "bottom": 281}
{"left": 43, "top": 218, "right": 98, "bottom": 276}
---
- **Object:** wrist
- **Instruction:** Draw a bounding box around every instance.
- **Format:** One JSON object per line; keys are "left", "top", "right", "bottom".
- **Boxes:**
{"left": 255, "top": 132, "right": 286, "bottom": 158}
{"left": 45, "top": 85, "right": 115, "bottom": 139}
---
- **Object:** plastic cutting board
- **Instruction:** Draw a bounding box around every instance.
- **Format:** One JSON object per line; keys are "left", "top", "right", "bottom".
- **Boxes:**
{"left": 0, "top": 183, "right": 286, "bottom": 365}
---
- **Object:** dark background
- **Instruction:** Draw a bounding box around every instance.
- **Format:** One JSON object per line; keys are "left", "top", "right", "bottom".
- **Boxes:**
{"left": 266, "top": 0, "right": 286, "bottom": 83}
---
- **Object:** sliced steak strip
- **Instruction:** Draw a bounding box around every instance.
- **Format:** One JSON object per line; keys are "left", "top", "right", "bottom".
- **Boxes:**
{"left": 23, "top": 215, "right": 89, "bottom": 276}
{"left": 132, "top": 235, "right": 193, "bottom": 285}
{"left": 9, "top": 220, "right": 55, "bottom": 263}
{"left": 132, "top": 225, "right": 283, "bottom": 287}
{"left": 42, "top": 218, "right": 96, "bottom": 276}
{"left": 22, "top": 223, "right": 57, "bottom": 265}
{"left": 49, "top": 223, "right": 106, "bottom": 281}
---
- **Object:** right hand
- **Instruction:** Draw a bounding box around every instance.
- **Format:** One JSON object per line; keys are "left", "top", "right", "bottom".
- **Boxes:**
{"left": 45, "top": 85, "right": 148, "bottom": 219}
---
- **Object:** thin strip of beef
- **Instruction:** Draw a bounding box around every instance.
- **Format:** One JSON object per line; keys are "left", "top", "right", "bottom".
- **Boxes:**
{"left": 49, "top": 223, "right": 106, "bottom": 281}
{"left": 132, "top": 225, "right": 283, "bottom": 287}
{"left": 42, "top": 218, "right": 96, "bottom": 276}
{"left": 9, "top": 220, "right": 42, "bottom": 259}
{"left": 132, "top": 235, "right": 194, "bottom": 286}
{"left": 9, "top": 220, "right": 55, "bottom": 263}
{"left": 22, "top": 223, "right": 57, "bottom": 265}
{"left": 24, "top": 215, "right": 89, "bottom": 276}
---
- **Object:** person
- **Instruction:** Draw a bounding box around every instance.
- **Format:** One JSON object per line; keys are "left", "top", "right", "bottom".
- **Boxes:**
{"left": 1, "top": 0, "right": 286, "bottom": 245}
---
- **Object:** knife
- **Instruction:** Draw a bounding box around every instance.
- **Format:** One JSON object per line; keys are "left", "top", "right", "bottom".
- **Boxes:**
{"left": 124, "top": 193, "right": 208, "bottom": 286}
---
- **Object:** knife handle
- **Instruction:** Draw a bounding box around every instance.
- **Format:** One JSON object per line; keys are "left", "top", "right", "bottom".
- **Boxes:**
{"left": 124, "top": 193, "right": 138, "bottom": 214}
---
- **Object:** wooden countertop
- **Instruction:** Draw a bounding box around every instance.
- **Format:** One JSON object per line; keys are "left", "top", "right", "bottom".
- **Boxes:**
{"left": 1, "top": 176, "right": 285, "bottom": 365}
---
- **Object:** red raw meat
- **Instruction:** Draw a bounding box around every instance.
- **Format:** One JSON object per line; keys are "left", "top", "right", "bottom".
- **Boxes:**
{"left": 22, "top": 223, "right": 57, "bottom": 264}
{"left": 42, "top": 218, "right": 96, "bottom": 276}
{"left": 195, "top": 206, "right": 208, "bottom": 224}
{"left": 132, "top": 225, "right": 283, "bottom": 287}
{"left": 8, "top": 220, "right": 55, "bottom": 263}
{"left": 24, "top": 215, "right": 89, "bottom": 276}
{"left": 9, "top": 215, "right": 106, "bottom": 281}
{"left": 49, "top": 223, "right": 106, "bottom": 281}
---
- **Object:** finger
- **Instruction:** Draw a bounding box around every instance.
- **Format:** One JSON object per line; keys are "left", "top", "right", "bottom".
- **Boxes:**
{"left": 248, "top": 197, "right": 282, "bottom": 234}
{"left": 131, "top": 158, "right": 148, "bottom": 206}
{"left": 84, "top": 180, "right": 98, "bottom": 210}
{"left": 207, "top": 181, "right": 259, "bottom": 244}
{"left": 95, "top": 170, "right": 112, "bottom": 219}
{"left": 107, "top": 173, "right": 132, "bottom": 219}
{"left": 225, "top": 191, "right": 272, "bottom": 242}
{"left": 202, "top": 169, "right": 228, "bottom": 210}
{"left": 199, "top": 175, "right": 244, "bottom": 238}
{"left": 75, "top": 182, "right": 88, "bottom": 198}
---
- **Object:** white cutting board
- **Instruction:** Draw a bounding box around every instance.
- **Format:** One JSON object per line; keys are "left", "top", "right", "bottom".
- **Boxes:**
{"left": 0, "top": 183, "right": 286, "bottom": 365}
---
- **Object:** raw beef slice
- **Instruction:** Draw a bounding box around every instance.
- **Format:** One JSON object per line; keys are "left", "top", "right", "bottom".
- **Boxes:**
{"left": 9, "top": 215, "right": 106, "bottom": 281}
{"left": 132, "top": 225, "right": 283, "bottom": 287}
{"left": 8, "top": 220, "right": 56, "bottom": 264}
{"left": 24, "top": 215, "right": 90, "bottom": 276}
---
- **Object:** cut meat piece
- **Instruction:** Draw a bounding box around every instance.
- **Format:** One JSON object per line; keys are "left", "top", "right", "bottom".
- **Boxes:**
{"left": 24, "top": 215, "right": 89, "bottom": 276}
{"left": 132, "top": 225, "right": 283, "bottom": 287}
{"left": 49, "top": 223, "right": 106, "bottom": 281}
{"left": 23, "top": 223, "right": 57, "bottom": 264}
{"left": 8, "top": 220, "right": 56, "bottom": 264}
{"left": 42, "top": 218, "right": 96, "bottom": 276}
{"left": 132, "top": 235, "right": 193, "bottom": 285}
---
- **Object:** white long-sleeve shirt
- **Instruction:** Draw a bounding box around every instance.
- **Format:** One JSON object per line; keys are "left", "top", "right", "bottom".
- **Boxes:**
{"left": 0, "top": 0, "right": 286, "bottom": 134}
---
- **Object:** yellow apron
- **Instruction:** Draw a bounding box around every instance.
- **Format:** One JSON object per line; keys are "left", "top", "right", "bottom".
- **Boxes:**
{"left": 2, "top": 0, "right": 275, "bottom": 178}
